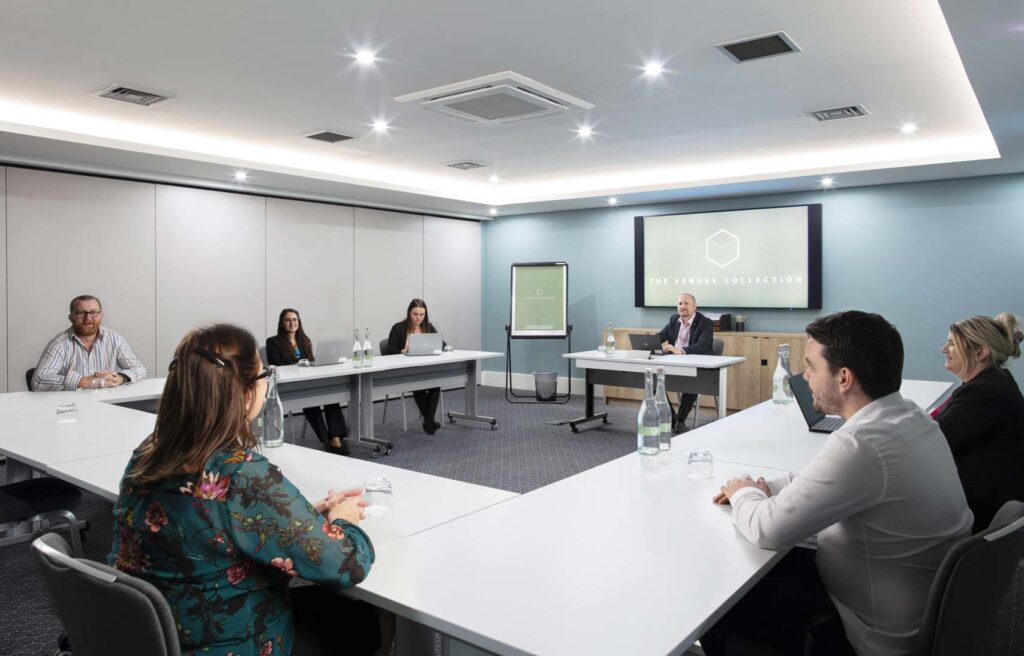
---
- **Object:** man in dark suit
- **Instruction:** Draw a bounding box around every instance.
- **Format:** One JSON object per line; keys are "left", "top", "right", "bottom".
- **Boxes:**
{"left": 658, "top": 292, "right": 714, "bottom": 431}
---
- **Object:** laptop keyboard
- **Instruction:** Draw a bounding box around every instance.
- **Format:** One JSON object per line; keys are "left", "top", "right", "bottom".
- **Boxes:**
{"left": 814, "top": 416, "right": 844, "bottom": 431}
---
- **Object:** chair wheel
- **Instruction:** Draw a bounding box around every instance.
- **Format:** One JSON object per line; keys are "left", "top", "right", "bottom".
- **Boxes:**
{"left": 371, "top": 450, "right": 381, "bottom": 459}
{"left": 385, "top": 448, "right": 394, "bottom": 456}
{"left": 571, "top": 426, "right": 579, "bottom": 433}
{"left": 490, "top": 425, "right": 498, "bottom": 431}
{"left": 602, "top": 417, "right": 609, "bottom": 424}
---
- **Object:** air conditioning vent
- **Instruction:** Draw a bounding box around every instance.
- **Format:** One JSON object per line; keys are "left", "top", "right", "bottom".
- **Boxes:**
{"left": 96, "top": 85, "right": 168, "bottom": 107}
{"left": 445, "top": 161, "right": 489, "bottom": 171}
{"left": 717, "top": 32, "right": 800, "bottom": 63}
{"left": 396, "top": 71, "right": 593, "bottom": 124}
{"left": 808, "top": 105, "right": 869, "bottom": 121}
{"left": 304, "top": 130, "right": 355, "bottom": 143}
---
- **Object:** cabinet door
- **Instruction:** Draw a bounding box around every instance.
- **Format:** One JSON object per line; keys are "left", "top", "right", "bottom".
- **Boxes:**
{"left": 719, "top": 335, "right": 762, "bottom": 410}
{"left": 759, "top": 336, "right": 807, "bottom": 401}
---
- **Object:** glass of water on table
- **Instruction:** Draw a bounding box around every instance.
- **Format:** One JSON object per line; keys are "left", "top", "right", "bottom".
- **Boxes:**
{"left": 363, "top": 477, "right": 393, "bottom": 516}
{"left": 687, "top": 450, "right": 714, "bottom": 479}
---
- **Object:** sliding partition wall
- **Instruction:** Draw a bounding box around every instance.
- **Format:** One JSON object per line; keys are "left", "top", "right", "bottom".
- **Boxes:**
{"left": 0, "top": 166, "right": 482, "bottom": 392}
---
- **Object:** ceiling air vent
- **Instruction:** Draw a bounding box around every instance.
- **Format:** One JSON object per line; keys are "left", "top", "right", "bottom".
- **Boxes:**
{"left": 717, "top": 32, "right": 800, "bottom": 63}
{"left": 304, "top": 130, "right": 354, "bottom": 143}
{"left": 445, "top": 161, "right": 489, "bottom": 171}
{"left": 808, "top": 105, "right": 869, "bottom": 122}
{"left": 96, "top": 85, "right": 168, "bottom": 107}
{"left": 395, "top": 71, "right": 593, "bottom": 124}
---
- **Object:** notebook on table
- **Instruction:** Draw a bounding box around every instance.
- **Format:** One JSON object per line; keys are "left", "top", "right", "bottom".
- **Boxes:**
{"left": 788, "top": 372, "right": 845, "bottom": 433}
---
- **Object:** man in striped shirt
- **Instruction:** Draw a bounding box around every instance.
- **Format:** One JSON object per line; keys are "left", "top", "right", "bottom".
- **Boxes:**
{"left": 31, "top": 295, "right": 147, "bottom": 391}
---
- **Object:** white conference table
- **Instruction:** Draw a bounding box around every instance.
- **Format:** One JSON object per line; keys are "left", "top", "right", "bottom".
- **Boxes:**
{"left": 48, "top": 443, "right": 516, "bottom": 549}
{"left": 675, "top": 379, "right": 953, "bottom": 472}
{"left": 564, "top": 350, "right": 745, "bottom": 432}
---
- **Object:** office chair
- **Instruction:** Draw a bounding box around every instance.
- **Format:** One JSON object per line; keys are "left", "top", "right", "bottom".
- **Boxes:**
{"left": 688, "top": 339, "right": 726, "bottom": 429}
{"left": 26, "top": 367, "right": 36, "bottom": 390}
{"left": 0, "top": 477, "right": 84, "bottom": 555}
{"left": 913, "top": 500, "right": 1024, "bottom": 656}
{"left": 32, "top": 532, "right": 181, "bottom": 656}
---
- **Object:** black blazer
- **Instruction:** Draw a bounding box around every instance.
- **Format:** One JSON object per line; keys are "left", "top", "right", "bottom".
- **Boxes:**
{"left": 935, "top": 367, "right": 1024, "bottom": 531}
{"left": 385, "top": 321, "right": 441, "bottom": 356}
{"left": 657, "top": 312, "right": 714, "bottom": 355}
{"left": 265, "top": 337, "right": 309, "bottom": 366}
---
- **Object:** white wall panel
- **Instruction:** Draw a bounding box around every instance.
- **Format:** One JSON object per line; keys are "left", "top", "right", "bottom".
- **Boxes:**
{"left": 155, "top": 186, "right": 265, "bottom": 367}
{"left": 424, "top": 217, "right": 482, "bottom": 350}
{"left": 7, "top": 169, "right": 156, "bottom": 391}
{"left": 266, "top": 198, "right": 354, "bottom": 352}
{"left": 0, "top": 168, "right": 6, "bottom": 392}
{"left": 353, "top": 208, "right": 423, "bottom": 352}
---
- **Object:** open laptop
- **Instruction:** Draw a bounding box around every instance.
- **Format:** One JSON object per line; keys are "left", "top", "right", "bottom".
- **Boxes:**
{"left": 629, "top": 333, "right": 665, "bottom": 355}
{"left": 405, "top": 333, "right": 444, "bottom": 356}
{"left": 788, "top": 373, "right": 845, "bottom": 433}
{"left": 311, "top": 339, "right": 348, "bottom": 366}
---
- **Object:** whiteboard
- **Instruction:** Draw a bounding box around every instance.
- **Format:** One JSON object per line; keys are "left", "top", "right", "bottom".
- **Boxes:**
{"left": 510, "top": 262, "right": 568, "bottom": 338}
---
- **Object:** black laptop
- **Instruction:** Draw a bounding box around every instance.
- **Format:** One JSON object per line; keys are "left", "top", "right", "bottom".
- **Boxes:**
{"left": 629, "top": 333, "right": 665, "bottom": 355}
{"left": 788, "top": 373, "right": 845, "bottom": 433}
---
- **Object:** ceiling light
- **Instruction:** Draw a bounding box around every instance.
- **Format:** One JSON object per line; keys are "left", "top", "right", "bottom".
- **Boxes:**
{"left": 608, "top": 197, "right": 619, "bottom": 206}
{"left": 820, "top": 176, "right": 835, "bottom": 188}
{"left": 489, "top": 174, "right": 500, "bottom": 183}
{"left": 577, "top": 125, "right": 593, "bottom": 139}
{"left": 372, "top": 119, "right": 389, "bottom": 133}
{"left": 355, "top": 49, "right": 376, "bottom": 65}
{"left": 900, "top": 122, "right": 919, "bottom": 134}
{"left": 233, "top": 170, "right": 248, "bottom": 182}
{"left": 489, "top": 207, "right": 498, "bottom": 216}
{"left": 643, "top": 61, "right": 664, "bottom": 78}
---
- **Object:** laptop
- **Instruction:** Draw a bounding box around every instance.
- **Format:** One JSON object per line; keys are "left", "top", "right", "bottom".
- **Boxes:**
{"left": 628, "top": 333, "right": 665, "bottom": 355}
{"left": 788, "top": 373, "right": 845, "bottom": 433}
{"left": 311, "top": 339, "right": 348, "bottom": 366}
{"left": 404, "top": 333, "right": 444, "bottom": 356}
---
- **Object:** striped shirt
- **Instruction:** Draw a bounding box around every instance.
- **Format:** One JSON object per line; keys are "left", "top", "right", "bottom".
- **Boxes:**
{"left": 32, "top": 327, "right": 148, "bottom": 391}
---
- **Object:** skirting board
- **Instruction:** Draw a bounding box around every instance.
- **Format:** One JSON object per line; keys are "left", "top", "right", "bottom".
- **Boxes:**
{"left": 480, "top": 370, "right": 590, "bottom": 397}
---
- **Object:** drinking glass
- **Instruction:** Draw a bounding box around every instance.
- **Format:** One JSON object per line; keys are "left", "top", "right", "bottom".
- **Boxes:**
{"left": 56, "top": 403, "right": 79, "bottom": 423}
{"left": 363, "top": 477, "right": 393, "bottom": 516}
{"left": 297, "top": 358, "right": 311, "bottom": 368}
{"left": 687, "top": 450, "right": 714, "bottom": 479}
{"left": 89, "top": 377, "right": 108, "bottom": 390}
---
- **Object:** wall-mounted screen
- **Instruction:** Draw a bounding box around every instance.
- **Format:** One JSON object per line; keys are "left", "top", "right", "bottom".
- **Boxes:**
{"left": 634, "top": 205, "right": 822, "bottom": 309}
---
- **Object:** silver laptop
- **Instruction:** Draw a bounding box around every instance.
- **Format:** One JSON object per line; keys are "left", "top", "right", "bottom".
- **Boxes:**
{"left": 404, "top": 333, "right": 444, "bottom": 356}
{"left": 788, "top": 373, "right": 845, "bottom": 433}
{"left": 311, "top": 339, "right": 348, "bottom": 366}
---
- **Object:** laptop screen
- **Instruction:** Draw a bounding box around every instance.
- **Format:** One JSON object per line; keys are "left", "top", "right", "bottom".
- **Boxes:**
{"left": 787, "top": 373, "right": 826, "bottom": 425}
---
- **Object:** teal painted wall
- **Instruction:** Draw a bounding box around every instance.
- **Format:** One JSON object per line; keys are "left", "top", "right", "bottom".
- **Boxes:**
{"left": 482, "top": 173, "right": 1024, "bottom": 383}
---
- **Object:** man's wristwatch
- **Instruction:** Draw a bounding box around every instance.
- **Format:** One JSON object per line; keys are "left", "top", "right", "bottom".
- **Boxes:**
{"left": 119, "top": 373, "right": 131, "bottom": 384}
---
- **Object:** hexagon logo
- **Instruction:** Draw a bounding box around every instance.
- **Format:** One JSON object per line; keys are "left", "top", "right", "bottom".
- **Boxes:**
{"left": 706, "top": 229, "right": 739, "bottom": 268}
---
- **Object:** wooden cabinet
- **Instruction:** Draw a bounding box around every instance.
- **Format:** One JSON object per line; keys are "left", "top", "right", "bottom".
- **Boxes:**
{"left": 601, "top": 328, "right": 807, "bottom": 412}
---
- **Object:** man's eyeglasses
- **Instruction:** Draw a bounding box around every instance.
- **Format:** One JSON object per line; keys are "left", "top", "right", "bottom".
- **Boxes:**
{"left": 71, "top": 310, "right": 102, "bottom": 319}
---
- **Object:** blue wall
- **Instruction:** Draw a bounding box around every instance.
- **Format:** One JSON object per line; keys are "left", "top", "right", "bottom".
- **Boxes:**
{"left": 482, "top": 173, "right": 1024, "bottom": 383}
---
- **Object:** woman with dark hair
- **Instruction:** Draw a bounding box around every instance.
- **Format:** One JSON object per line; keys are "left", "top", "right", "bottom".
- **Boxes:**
{"left": 108, "top": 324, "right": 382, "bottom": 656}
{"left": 267, "top": 308, "right": 349, "bottom": 455}
{"left": 934, "top": 312, "right": 1024, "bottom": 531}
{"left": 386, "top": 298, "right": 443, "bottom": 435}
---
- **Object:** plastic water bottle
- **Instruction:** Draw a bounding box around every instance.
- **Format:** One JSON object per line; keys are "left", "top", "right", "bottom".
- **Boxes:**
{"left": 772, "top": 343, "right": 794, "bottom": 404}
{"left": 637, "top": 368, "right": 660, "bottom": 455}
{"left": 352, "top": 329, "right": 363, "bottom": 368}
{"left": 655, "top": 367, "right": 672, "bottom": 451}
{"left": 606, "top": 322, "right": 616, "bottom": 358}
{"left": 362, "top": 329, "right": 373, "bottom": 366}
{"left": 260, "top": 367, "right": 285, "bottom": 448}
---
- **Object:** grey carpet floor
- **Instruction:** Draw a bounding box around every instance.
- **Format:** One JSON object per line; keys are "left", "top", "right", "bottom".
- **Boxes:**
{"left": 2, "top": 387, "right": 1022, "bottom": 655}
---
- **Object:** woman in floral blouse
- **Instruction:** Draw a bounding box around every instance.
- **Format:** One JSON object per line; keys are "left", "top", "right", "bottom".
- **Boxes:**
{"left": 108, "top": 324, "right": 381, "bottom": 655}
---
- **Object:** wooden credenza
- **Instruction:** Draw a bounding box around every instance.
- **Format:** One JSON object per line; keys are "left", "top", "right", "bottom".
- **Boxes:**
{"left": 601, "top": 327, "right": 807, "bottom": 411}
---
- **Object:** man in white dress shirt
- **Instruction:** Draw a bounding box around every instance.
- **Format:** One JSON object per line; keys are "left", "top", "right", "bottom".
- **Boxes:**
{"left": 31, "top": 295, "right": 147, "bottom": 390}
{"left": 701, "top": 311, "right": 972, "bottom": 656}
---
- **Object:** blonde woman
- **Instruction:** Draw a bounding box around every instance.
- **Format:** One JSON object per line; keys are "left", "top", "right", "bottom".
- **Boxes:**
{"left": 935, "top": 312, "right": 1024, "bottom": 531}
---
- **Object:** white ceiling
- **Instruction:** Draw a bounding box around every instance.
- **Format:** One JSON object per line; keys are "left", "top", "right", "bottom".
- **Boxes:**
{"left": 0, "top": 0, "right": 1020, "bottom": 219}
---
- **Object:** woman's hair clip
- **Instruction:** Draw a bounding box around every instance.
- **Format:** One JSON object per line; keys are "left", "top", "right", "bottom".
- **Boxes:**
{"left": 168, "top": 347, "right": 228, "bottom": 371}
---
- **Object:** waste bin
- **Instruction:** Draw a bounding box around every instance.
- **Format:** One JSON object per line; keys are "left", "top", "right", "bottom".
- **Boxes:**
{"left": 533, "top": 371, "right": 558, "bottom": 402}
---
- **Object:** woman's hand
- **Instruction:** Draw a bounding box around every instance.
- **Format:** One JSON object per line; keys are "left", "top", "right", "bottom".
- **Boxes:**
{"left": 327, "top": 495, "right": 368, "bottom": 524}
{"left": 314, "top": 488, "right": 363, "bottom": 515}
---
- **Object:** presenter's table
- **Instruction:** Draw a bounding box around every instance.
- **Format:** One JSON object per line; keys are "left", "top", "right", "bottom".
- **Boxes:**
{"left": 564, "top": 350, "right": 745, "bottom": 432}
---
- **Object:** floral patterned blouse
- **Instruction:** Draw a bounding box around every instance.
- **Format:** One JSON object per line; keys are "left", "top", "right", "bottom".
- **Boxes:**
{"left": 108, "top": 445, "right": 375, "bottom": 656}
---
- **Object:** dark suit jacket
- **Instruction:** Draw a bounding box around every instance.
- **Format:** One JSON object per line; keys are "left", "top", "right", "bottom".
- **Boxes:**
{"left": 265, "top": 337, "right": 309, "bottom": 366}
{"left": 657, "top": 312, "right": 714, "bottom": 355}
{"left": 934, "top": 367, "right": 1024, "bottom": 531}
{"left": 386, "top": 321, "right": 440, "bottom": 356}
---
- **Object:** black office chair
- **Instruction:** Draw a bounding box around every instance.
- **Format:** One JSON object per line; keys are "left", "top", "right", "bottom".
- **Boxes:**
{"left": 913, "top": 500, "right": 1024, "bottom": 656}
{"left": 32, "top": 532, "right": 181, "bottom": 656}
{"left": 26, "top": 366, "right": 36, "bottom": 390}
{"left": 690, "top": 339, "right": 726, "bottom": 429}
{"left": 0, "top": 478, "right": 84, "bottom": 556}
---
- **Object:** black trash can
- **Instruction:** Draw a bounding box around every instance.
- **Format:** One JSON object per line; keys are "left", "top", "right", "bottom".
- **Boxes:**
{"left": 533, "top": 371, "right": 558, "bottom": 402}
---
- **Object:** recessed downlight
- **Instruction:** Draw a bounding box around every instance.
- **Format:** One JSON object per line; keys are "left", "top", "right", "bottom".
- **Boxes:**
{"left": 233, "top": 170, "right": 248, "bottom": 182}
{"left": 355, "top": 49, "right": 376, "bottom": 65}
{"left": 577, "top": 125, "right": 593, "bottom": 139}
{"left": 488, "top": 207, "right": 498, "bottom": 216}
{"left": 820, "top": 176, "right": 835, "bottom": 188}
{"left": 608, "top": 197, "right": 619, "bottom": 206}
{"left": 900, "top": 122, "right": 919, "bottom": 134}
{"left": 372, "top": 119, "right": 389, "bottom": 133}
{"left": 489, "top": 174, "right": 500, "bottom": 184}
{"left": 643, "top": 61, "right": 664, "bottom": 78}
